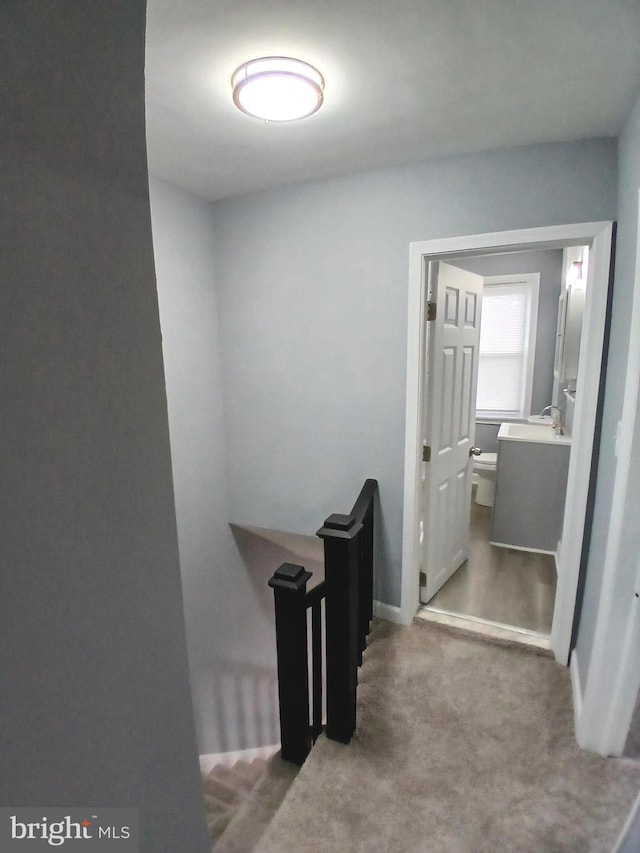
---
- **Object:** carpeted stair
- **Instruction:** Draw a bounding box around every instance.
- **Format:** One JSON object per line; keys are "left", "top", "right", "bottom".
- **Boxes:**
{"left": 202, "top": 758, "right": 265, "bottom": 844}
{"left": 202, "top": 754, "right": 298, "bottom": 851}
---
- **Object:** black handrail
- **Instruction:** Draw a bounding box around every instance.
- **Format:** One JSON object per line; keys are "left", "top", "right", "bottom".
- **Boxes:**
{"left": 268, "top": 479, "right": 378, "bottom": 765}
{"left": 350, "top": 478, "right": 378, "bottom": 524}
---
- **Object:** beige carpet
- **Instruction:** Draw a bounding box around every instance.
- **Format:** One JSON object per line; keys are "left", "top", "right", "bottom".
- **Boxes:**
{"left": 257, "top": 619, "right": 640, "bottom": 852}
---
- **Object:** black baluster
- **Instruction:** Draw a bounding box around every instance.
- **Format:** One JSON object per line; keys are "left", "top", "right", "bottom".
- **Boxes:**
{"left": 311, "top": 595, "right": 323, "bottom": 741}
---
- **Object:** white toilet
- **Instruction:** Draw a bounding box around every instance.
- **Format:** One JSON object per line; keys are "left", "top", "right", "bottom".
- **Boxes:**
{"left": 472, "top": 452, "right": 497, "bottom": 506}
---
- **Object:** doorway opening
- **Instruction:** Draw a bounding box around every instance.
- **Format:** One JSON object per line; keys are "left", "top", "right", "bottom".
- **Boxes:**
{"left": 422, "top": 247, "right": 586, "bottom": 649}
{"left": 401, "top": 223, "right": 614, "bottom": 667}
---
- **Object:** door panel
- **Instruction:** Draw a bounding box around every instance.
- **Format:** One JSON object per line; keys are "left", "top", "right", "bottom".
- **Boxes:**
{"left": 459, "top": 347, "right": 474, "bottom": 439}
{"left": 440, "top": 348, "right": 456, "bottom": 448}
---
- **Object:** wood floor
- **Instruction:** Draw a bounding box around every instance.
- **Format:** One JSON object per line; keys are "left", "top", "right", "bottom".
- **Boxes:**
{"left": 425, "top": 498, "right": 557, "bottom": 635}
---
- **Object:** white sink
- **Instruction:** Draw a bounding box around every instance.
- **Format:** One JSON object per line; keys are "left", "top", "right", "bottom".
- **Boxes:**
{"left": 498, "top": 422, "right": 571, "bottom": 445}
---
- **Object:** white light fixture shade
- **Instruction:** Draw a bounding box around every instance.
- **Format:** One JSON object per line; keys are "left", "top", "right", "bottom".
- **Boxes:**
{"left": 567, "top": 260, "right": 584, "bottom": 284}
{"left": 232, "top": 57, "right": 324, "bottom": 122}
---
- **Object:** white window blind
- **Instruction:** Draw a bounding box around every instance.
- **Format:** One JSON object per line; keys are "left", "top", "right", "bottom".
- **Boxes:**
{"left": 476, "top": 277, "right": 538, "bottom": 419}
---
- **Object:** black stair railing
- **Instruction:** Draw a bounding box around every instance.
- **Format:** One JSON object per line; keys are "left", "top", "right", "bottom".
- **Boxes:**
{"left": 268, "top": 478, "right": 378, "bottom": 765}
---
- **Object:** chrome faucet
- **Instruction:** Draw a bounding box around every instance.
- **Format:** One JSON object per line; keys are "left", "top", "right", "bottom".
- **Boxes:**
{"left": 539, "top": 405, "right": 565, "bottom": 435}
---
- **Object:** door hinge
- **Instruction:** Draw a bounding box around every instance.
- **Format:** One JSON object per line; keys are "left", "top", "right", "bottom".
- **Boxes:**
{"left": 427, "top": 301, "right": 437, "bottom": 321}
{"left": 422, "top": 445, "right": 431, "bottom": 462}
{"left": 419, "top": 571, "right": 427, "bottom": 587}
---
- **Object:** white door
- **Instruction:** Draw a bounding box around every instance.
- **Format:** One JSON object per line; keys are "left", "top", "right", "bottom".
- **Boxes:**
{"left": 420, "top": 262, "right": 483, "bottom": 603}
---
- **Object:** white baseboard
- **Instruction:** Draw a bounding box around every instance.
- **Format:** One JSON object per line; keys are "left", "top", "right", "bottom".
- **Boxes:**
{"left": 199, "top": 743, "right": 280, "bottom": 775}
{"left": 570, "top": 647, "right": 583, "bottom": 734}
{"left": 373, "top": 599, "right": 404, "bottom": 624}
{"left": 612, "top": 790, "right": 640, "bottom": 852}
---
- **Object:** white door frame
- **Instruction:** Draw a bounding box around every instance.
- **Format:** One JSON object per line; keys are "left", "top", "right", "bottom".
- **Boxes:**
{"left": 401, "top": 222, "right": 614, "bottom": 671}
{"left": 575, "top": 193, "right": 640, "bottom": 755}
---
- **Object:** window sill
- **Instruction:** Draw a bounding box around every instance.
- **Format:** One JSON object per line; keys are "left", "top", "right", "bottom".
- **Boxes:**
{"left": 476, "top": 416, "right": 525, "bottom": 424}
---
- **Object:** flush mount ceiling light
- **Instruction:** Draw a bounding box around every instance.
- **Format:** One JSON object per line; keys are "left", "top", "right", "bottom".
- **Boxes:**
{"left": 231, "top": 56, "right": 324, "bottom": 122}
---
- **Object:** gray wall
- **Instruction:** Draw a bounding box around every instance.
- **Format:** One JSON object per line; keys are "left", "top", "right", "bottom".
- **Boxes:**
{"left": 150, "top": 177, "right": 286, "bottom": 754}
{"left": 212, "top": 139, "right": 617, "bottom": 606}
{"left": 474, "top": 423, "right": 501, "bottom": 455}
{"left": 453, "top": 249, "right": 564, "bottom": 418}
{"left": 576, "top": 90, "right": 640, "bottom": 685}
{"left": 0, "top": 5, "right": 208, "bottom": 851}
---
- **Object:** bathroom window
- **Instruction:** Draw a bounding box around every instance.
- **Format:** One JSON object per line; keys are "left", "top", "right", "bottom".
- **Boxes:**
{"left": 476, "top": 273, "right": 540, "bottom": 420}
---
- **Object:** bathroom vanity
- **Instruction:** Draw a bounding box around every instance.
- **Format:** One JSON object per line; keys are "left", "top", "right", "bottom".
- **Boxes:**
{"left": 491, "top": 423, "right": 571, "bottom": 553}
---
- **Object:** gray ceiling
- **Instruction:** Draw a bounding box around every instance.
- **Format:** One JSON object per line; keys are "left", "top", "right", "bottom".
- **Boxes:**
{"left": 145, "top": 0, "right": 640, "bottom": 203}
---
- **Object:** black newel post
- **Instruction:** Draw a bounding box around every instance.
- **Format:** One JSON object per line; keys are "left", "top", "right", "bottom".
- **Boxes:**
{"left": 268, "top": 563, "right": 313, "bottom": 765}
{"left": 317, "top": 513, "right": 362, "bottom": 744}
